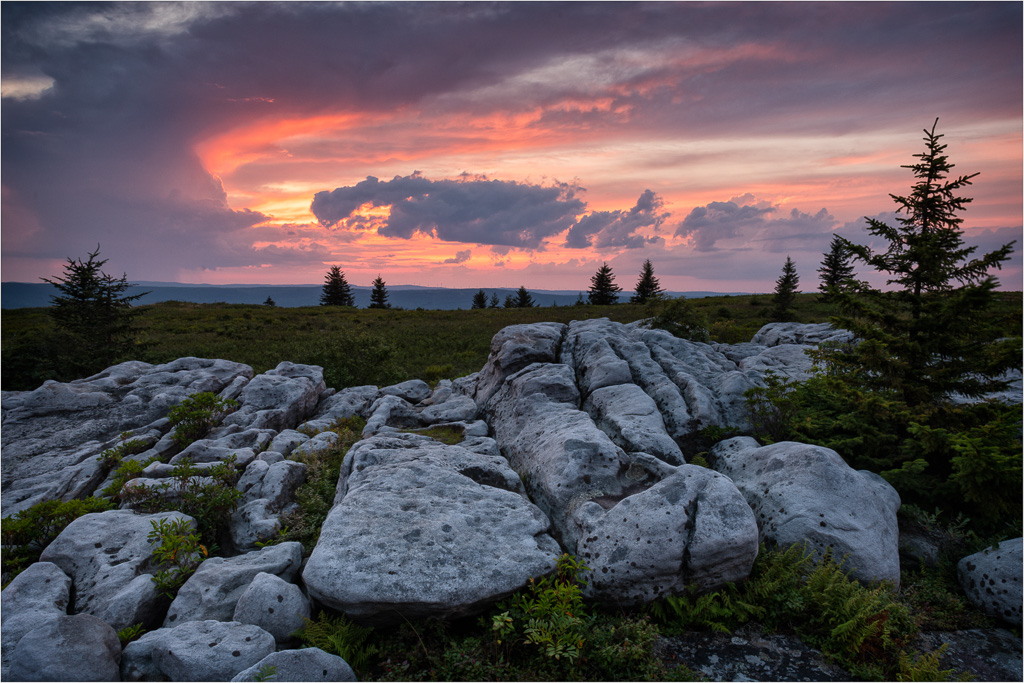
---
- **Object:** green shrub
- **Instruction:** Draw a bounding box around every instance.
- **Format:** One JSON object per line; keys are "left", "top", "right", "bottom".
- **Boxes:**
{"left": 423, "top": 364, "right": 454, "bottom": 383}
{"left": 291, "top": 331, "right": 404, "bottom": 389}
{"left": 98, "top": 432, "right": 150, "bottom": 469}
{"left": 101, "top": 455, "right": 161, "bottom": 503}
{"left": 1, "top": 497, "right": 115, "bottom": 586}
{"left": 167, "top": 392, "right": 239, "bottom": 450}
{"left": 117, "top": 623, "right": 148, "bottom": 647}
{"left": 147, "top": 517, "right": 208, "bottom": 599}
{"left": 125, "top": 456, "right": 242, "bottom": 547}
{"left": 644, "top": 297, "right": 711, "bottom": 343}
{"left": 279, "top": 417, "right": 365, "bottom": 552}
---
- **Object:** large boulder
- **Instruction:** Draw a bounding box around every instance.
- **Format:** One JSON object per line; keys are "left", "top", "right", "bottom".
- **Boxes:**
{"left": 10, "top": 613, "right": 121, "bottom": 682}
{"left": 957, "top": 537, "right": 1023, "bottom": 626}
{"left": 163, "top": 541, "right": 304, "bottom": 627}
{"left": 221, "top": 362, "right": 325, "bottom": 432}
{"left": 471, "top": 322, "right": 566, "bottom": 406}
{"left": 303, "top": 432, "right": 561, "bottom": 625}
{"left": 39, "top": 509, "right": 196, "bottom": 631}
{"left": 1, "top": 562, "right": 72, "bottom": 679}
{"left": 487, "top": 360, "right": 759, "bottom": 603}
{"left": 121, "top": 620, "right": 274, "bottom": 682}
{"left": 709, "top": 437, "right": 901, "bottom": 586}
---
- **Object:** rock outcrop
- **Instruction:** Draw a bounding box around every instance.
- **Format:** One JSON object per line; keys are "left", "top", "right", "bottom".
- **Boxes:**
{"left": 7, "top": 317, "right": 997, "bottom": 681}
{"left": 958, "top": 537, "right": 1023, "bottom": 626}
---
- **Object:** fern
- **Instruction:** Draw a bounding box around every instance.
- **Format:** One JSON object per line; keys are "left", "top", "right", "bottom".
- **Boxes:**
{"left": 294, "top": 611, "right": 378, "bottom": 673}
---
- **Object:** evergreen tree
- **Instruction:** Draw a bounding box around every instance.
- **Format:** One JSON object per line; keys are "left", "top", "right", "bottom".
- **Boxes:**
{"left": 514, "top": 286, "right": 535, "bottom": 308}
{"left": 771, "top": 256, "right": 800, "bottom": 322}
{"left": 263, "top": 296, "right": 276, "bottom": 307}
{"left": 471, "top": 289, "right": 488, "bottom": 309}
{"left": 574, "top": 292, "right": 585, "bottom": 306}
{"left": 368, "top": 275, "right": 390, "bottom": 309}
{"left": 588, "top": 262, "right": 622, "bottom": 305}
{"left": 503, "top": 293, "right": 516, "bottom": 308}
{"left": 488, "top": 292, "right": 500, "bottom": 309}
{"left": 823, "top": 119, "right": 1017, "bottom": 406}
{"left": 320, "top": 266, "right": 354, "bottom": 306}
{"left": 41, "top": 245, "right": 148, "bottom": 378}
{"left": 630, "top": 259, "right": 664, "bottom": 304}
{"left": 817, "top": 235, "right": 856, "bottom": 301}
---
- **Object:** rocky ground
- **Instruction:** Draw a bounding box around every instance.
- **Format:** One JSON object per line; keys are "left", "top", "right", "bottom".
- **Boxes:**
{"left": 2, "top": 319, "right": 1020, "bottom": 681}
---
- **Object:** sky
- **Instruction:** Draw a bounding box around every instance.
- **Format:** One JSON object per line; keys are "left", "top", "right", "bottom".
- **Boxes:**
{"left": 2, "top": 2, "right": 1021, "bottom": 293}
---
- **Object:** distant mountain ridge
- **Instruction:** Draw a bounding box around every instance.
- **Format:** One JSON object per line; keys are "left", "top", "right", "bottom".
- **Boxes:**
{"left": 1, "top": 281, "right": 747, "bottom": 310}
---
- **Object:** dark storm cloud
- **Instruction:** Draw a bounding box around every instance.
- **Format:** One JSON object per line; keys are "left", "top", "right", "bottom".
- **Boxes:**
{"left": 312, "top": 175, "right": 585, "bottom": 250}
{"left": 564, "top": 190, "right": 667, "bottom": 249}
{"left": 443, "top": 250, "right": 472, "bottom": 264}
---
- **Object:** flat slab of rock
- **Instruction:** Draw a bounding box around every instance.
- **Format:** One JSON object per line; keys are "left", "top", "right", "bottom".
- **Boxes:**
{"left": 303, "top": 432, "right": 560, "bottom": 625}
{"left": 709, "top": 437, "right": 901, "bottom": 586}
{"left": 1, "top": 562, "right": 72, "bottom": 679}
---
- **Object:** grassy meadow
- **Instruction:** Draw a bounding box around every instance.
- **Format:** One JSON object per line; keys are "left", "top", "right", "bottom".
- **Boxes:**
{"left": 3, "top": 291, "right": 1020, "bottom": 392}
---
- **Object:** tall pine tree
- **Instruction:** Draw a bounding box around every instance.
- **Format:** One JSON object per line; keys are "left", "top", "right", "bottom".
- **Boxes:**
{"left": 818, "top": 235, "right": 856, "bottom": 301}
{"left": 588, "top": 262, "right": 622, "bottom": 305}
{"left": 368, "top": 275, "right": 390, "bottom": 309}
{"left": 771, "top": 256, "right": 800, "bottom": 322}
{"left": 471, "top": 289, "right": 488, "bottom": 309}
{"left": 630, "top": 259, "right": 664, "bottom": 304}
{"left": 488, "top": 292, "right": 500, "bottom": 309}
{"left": 320, "top": 266, "right": 354, "bottom": 306}
{"left": 823, "top": 119, "right": 1016, "bottom": 406}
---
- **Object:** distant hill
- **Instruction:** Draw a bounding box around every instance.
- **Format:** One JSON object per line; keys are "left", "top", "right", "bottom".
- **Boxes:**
{"left": 1, "top": 281, "right": 746, "bottom": 310}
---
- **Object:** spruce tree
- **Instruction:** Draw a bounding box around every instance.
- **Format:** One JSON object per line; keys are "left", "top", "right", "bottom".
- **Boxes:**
{"left": 488, "top": 292, "right": 500, "bottom": 309}
{"left": 771, "top": 256, "right": 800, "bottom": 322}
{"left": 503, "top": 293, "right": 516, "bottom": 308}
{"left": 368, "top": 275, "right": 390, "bottom": 309}
{"left": 630, "top": 259, "right": 664, "bottom": 304}
{"left": 320, "top": 266, "right": 354, "bottom": 306}
{"left": 817, "top": 235, "right": 856, "bottom": 301}
{"left": 471, "top": 289, "right": 487, "bottom": 309}
{"left": 824, "top": 119, "right": 1016, "bottom": 405}
{"left": 588, "top": 262, "right": 622, "bottom": 305}
{"left": 514, "top": 286, "right": 535, "bottom": 308}
{"left": 41, "top": 245, "right": 147, "bottom": 378}
{"left": 263, "top": 296, "right": 276, "bottom": 307}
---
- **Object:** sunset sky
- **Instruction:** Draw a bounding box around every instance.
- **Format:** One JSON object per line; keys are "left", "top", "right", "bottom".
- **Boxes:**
{"left": 2, "top": 2, "right": 1021, "bottom": 293}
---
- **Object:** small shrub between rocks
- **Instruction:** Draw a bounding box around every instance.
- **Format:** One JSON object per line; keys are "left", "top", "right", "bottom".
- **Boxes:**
{"left": 167, "top": 391, "right": 239, "bottom": 450}
{"left": 147, "top": 516, "right": 208, "bottom": 599}
{"left": 294, "top": 611, "right": 379, "bottom": 675}
{"left": 117, "top": 623, "right": 148, "bottom": 647}
{"left": 1, "top": 497, "right": 116, "bottom": 586}
{"left": 97, "top": 432, "right": 150, "bottom": 469}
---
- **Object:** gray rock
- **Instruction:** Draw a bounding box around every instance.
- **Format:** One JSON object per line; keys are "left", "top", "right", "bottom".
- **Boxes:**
{"left": 10, "top": 613, "right": 121, "bottom": 682}
{"left": 2, "top": 358, "right": 252, "bottom": 515}
{"left": 750, "top": 322, "right": 854, "bottom": 347}
{"left": 362, "top": 394, "right": 420, "bottom": 436}
{"left": 583, "top": 383, "right": 684, "bottom": 465}
{"left": 291, "top": 430, "right": 340, "bottom": 459}
{"left": 123, "top": 620, "right": 274, "bottom": 682}
{"left": 303, "top": 385, "right": 378, "bottom": 429}
{"left": 958, "top": 537, "right": 1023, "bottom": 626}
{"left": 303, "top": 432, "right": 560, "bottom": 625}
{"left": 267, "top": 429, "right": 310, "bottom": 457}
{"left": 472, "top": 322, "right": 566, "bottom": 406}
{"left": 578, "top": 465, "right": 759, "bottom": 603}
{"left": 561, "top": 319, "right": 634, "bottom": 394}
{"left": 39, "top": 509, "right": 195, "bottom": 631}
{"left": 914, "top": 628, "right": 1023, "bottom": 681}
{"left": 738, "top": 344, "right": 817, "bottom": 382}
{"left": 163, "top": 541, "right": 304, "bottom": 626}
{"left": 231, "top": 648, "right": 356, "bottom": 682}
{"left": 1, "top": 562, "right": 72, "bottom": 679}
{"left": 222, "top": 362, "right": 325, "bottom": 432}
{"left": 420, "top": 394, "right": 479, "bottom": 423}
{"left": 709, "top": 437, "right": 901, "bottom": 586}
{"left": 232, "top": 572, "right": 311, "bottom": 645}
{"left": 381, "top": 378, "right": 432, "bottom": 403}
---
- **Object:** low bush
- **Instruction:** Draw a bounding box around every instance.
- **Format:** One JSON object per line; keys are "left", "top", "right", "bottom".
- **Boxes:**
{"left": 147, "top": 516, "right": 208, "bottom": 599}
{"left": 167, "top": 392, "right": 239, "bottom": 450}
{"left": 1, "top": 497, "right": 115, "bottom": 586}
{"left": 294, "top": 611, "right": 379, "bottom": 675}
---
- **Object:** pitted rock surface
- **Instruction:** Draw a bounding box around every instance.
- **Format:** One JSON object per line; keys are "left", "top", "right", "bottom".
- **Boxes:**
{"left": 303, "top": 431, "right": 560, "bottom": 625}
{"left": 0, "top": 562, "right": 72, "bottom": 679}
{"left": 709, "top": 437, "right": 901, "bottom": 586}
{"left": 957, "top": 537, "right": 1023, "bottom": 626}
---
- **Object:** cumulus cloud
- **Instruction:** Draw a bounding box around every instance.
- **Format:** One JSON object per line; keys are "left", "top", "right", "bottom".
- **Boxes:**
{"left": 675, "top": 198, "right": 836, "bottom": 253}
{"left": 443, "top": 249, "right": 472, "bottom": 264}
{"left": 311, "top": 174, "right": 585, "bottom": 250}
{"left": 564, "top": 189, "right": 667, "bottom": 249}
